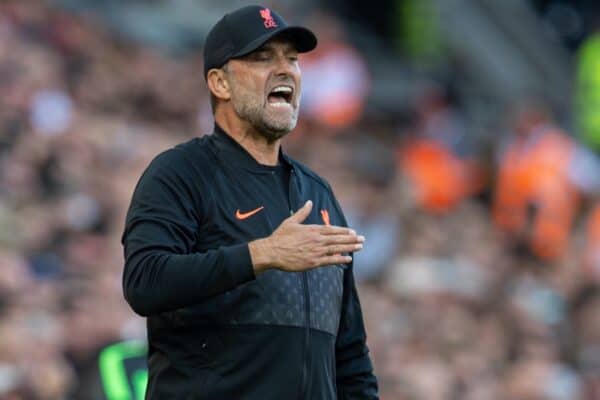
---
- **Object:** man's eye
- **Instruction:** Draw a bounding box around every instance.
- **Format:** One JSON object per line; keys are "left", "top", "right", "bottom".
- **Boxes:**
{"left": 252, "top": 53, "right": 271, "bottom": 61}
{"left": 288, "top": 56, "right": 298, "bottom": 62}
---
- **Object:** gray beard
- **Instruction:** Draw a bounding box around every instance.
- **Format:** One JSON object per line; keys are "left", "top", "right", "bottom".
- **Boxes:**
{"left": 231, "top": 94, "right": 297, "bottom": 142}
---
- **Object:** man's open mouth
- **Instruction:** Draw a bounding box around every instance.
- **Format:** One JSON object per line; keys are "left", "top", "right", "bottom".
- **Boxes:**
{"left": 268, "top": 85, "right": 293, "bottom": 105}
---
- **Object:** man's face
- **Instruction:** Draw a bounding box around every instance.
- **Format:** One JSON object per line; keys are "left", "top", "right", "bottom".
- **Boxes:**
{"left": 225, "top": 38, "right": 301, "bottom": 141}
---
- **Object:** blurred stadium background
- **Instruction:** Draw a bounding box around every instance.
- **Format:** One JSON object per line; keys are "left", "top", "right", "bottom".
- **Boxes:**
{"left": 2, "top": 0, "right": 600, "bottom": 398}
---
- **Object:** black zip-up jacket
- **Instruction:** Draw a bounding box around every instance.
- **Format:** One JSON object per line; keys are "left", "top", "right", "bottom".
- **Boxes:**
{"left": 122, "top": 125, "right": 379, "bottom": 399}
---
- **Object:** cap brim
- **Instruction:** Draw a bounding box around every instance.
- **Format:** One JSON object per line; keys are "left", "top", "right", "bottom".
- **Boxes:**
{"left": 231, "top": 26, "right": 317, "bottom": 59}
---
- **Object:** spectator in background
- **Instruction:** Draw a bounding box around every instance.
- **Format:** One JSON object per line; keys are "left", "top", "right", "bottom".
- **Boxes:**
{"left": 493, "top": 101, "right": 580, "bottom": 261}
{"left": 397, "top": 87, "right": 483, "bottom": 214}
{"left": 29, "top": 87, "right": 74, "bottom": 137}
{"left": 299, "top": 11, "right": 370, "bottom": 133}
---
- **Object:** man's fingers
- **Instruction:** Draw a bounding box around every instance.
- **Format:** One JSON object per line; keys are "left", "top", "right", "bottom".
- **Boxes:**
{"left": 318, "top": 225, "right": 357, "bottom": 236}
{"left": 287, "top": 200, "right": 312, "bottom": 224}
{"left": 318, "top": 254, "right": 353, "bottom": 266}
{"left": 319, "top": 243, "right": 363, "bottom": 255}
{"left": 318, "top": 243, "right": 363, "bottom": 255}
{"left": 321, "top": 234, "right": 365, "bottom": 245}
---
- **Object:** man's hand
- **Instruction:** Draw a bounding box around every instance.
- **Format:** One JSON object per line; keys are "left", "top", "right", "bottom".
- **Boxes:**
{"left": 248, "top": 200, "right": 364, "bottom": 275}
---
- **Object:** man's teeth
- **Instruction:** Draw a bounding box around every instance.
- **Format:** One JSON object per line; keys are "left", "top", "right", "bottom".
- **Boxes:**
{"left": 271, "top": 86, "right": 292, "bottom": 94}
{"left": 268, "top": 85, "right": 293, "bottom": 106}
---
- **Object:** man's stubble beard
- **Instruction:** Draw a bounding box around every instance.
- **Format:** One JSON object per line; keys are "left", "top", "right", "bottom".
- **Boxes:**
{"left": 230, "top": 81, "right": 299, "bottom": 142}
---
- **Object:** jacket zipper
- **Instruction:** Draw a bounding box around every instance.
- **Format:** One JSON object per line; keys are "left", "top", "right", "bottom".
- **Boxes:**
{"left": 298, "top": 272, "right": 310, "bottom": 400}
{"left": 289, "top": 168, "right": 311, "bottom": 400}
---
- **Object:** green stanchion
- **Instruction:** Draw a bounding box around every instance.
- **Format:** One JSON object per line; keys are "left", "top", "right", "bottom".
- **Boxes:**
{"left": 98, "top": 340, "right": 148, "bottom": 400}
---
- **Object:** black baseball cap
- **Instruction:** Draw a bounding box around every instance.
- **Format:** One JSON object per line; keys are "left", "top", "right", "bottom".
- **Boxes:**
{"left": 203, "top": 5, "right": 317, "bottom": 78}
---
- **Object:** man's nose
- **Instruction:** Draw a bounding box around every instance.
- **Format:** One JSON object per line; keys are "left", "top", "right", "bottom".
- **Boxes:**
{"left": 273, "top": 55, "right": 298, "bottom": 76}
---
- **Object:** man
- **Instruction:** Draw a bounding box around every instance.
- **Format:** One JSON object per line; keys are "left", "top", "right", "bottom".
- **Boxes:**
{"left": 122, "top": 5, "right": 379, "bottom": 399}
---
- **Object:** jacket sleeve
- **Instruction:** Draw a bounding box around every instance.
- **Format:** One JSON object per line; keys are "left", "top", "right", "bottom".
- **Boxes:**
{"left": 121, "top": 149, "right": 255, "bottom": 317}
{"left": 330, "top": 194, "right": 379, "bottom": 399}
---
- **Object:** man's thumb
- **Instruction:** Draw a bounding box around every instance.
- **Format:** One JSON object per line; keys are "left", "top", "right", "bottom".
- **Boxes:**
{"left": 288, "top": 200, "right": 312, "bottom": 223}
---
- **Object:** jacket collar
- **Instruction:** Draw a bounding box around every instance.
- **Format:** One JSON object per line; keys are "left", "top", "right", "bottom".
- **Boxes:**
{"left": 211, "top": 123, "right": 293, "bottom": 173}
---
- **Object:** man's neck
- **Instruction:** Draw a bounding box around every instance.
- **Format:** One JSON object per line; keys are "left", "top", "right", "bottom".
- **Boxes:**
{"left": 215, "top": 113, "right": 281, "bottom": 166}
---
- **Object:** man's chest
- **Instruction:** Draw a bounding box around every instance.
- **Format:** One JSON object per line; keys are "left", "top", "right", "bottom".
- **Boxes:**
{"left": 195, "top": 168, "right": 333, "bottom": 248}
{"left": 184, "top": 165, "right": 346, "bottom": 334}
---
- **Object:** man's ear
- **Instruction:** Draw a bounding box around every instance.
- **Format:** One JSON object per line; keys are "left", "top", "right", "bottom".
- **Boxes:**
{"left": 207, "top": 68, "right": 231, "bottom": 101}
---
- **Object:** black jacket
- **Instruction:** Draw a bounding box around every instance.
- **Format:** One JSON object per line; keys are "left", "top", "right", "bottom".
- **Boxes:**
{"left": 122, "top": 125, "right": 379, "bottom": 399}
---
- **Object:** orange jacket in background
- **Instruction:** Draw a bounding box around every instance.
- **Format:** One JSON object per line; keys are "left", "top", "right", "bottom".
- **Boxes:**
{"left": 492, "top": 128, "right": 579, "bottom": 261}
{"left": 399, "top": 138, "right": 480, "bottom": 214}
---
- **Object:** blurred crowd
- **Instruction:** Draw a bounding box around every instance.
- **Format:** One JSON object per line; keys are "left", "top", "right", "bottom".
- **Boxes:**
{"left": 1, "top": 1, "right": 600, "bottom": 400}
